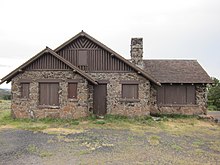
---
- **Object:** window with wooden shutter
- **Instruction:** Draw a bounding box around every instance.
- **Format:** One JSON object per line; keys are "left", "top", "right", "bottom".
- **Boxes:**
{"left": 157, "top": 84, "right": 196, "bottom": 105}
{"left": 21, "top": 83, "right": 30, "bottom": 99}
{"left": 122, "top": 84, "right": 138, "bottom": 99}
{"left": 68, "top": 83, "right": 77, "bottom": 99}
{"left": 78, "top": 50, "right": 88, "bottom": 66}
{"left": 39, "top": 82, "right": 59, "bottom": 106}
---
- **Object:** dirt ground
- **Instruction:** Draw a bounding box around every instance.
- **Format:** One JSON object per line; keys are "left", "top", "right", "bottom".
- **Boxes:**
{"left": 0, "top": 126, "right": 220, "bottom": 165}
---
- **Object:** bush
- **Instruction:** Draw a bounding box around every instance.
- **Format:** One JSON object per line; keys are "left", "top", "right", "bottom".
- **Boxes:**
{"left": 3, "top": 95, "right": 11, "bottom": 100}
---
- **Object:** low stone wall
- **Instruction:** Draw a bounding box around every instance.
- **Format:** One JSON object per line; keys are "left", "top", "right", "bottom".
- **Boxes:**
{"left": 150, "top": 85, "right": 208, "bottom": 115}
{"left": 11, "top": 71, "right": 90, "bottom": 119}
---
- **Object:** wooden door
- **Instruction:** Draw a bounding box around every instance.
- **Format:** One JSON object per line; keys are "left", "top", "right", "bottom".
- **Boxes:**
{"left": 93, "top": 84, "right": 107, "bottom": 116}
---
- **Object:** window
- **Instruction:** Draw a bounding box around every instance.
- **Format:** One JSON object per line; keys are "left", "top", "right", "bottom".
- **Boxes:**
{"left": 122, "top": 84, "right": 138, "bottom": 99}
{"left": 78, "top": 50, "right": 88, "bottom": 66}
{"left": 39, "top": 83, "right": 59, "bottom": 106}
{"left": 21, "top": 83, "right": 30, "bottom": 99}
{"left": 68, "top": 83, "right": 77, "bottom": 99}
{"left": 157, "top": 84, "right": 196, "bottom": 105}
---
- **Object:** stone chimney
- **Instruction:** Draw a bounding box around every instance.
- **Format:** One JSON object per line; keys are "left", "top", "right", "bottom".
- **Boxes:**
{"left": 130, "top": 38, "right": 143, "bottom": 68}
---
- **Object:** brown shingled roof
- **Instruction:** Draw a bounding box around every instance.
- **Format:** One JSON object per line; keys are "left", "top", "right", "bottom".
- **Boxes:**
{"left": 143, "top": 60, "right": 212, "bottom": 83}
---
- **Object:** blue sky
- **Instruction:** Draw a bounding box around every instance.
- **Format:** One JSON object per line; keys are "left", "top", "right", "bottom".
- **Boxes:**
{"left": 0, "top": 0, "right": 219, "bottom": 88}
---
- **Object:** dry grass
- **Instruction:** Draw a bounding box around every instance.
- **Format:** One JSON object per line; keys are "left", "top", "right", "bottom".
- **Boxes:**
{"left": 0, "top": 100, "right": 11, "bottom": 111}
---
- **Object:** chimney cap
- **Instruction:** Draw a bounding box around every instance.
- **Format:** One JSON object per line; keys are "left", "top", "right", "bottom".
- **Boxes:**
{"left": 131, "top": 38, "right": 143, "bottom": 45}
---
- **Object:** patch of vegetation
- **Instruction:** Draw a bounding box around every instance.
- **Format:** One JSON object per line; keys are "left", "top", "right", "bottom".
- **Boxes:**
{"left": 209, "top": 141, "right": 220, "bottom": 152}
{"left": 94, "top": 120, "right": 106, "bottom": 125}
{"left": 148, "top": 135, "right": 161, "bottom": 145}
{"left": 208, "top": 77, "right": 220, "bottom": 111}
{"left": 0, "top": 100, "right": 11, "bottom": 111}
{"left": 171, "top": 144, "right": 183, "bottom": 151}
{"left": 27, "top": 144, "right": 38, "bottom": 153}
{"left": 192, "top": 140, "right": 204, "bottom": 147}
{"left": 0, "top": 89, "right": 11, "bottom": 100}
{"left": 27, "top": 144, "right": 53, "bottom": 158}
{"left": 153, "top": 113, "right": 196, "bottom": 119}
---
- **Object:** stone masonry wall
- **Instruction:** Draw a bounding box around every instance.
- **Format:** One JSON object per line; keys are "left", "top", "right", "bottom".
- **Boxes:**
{"left": 11, "top": 70, "right": 207, "bottom": 119}
{"left": 88, "top": 72, "right": 151, "bottom": 116}
{"left": 150, "top": 84, "right": 208, "bottom": 115}
{"left": 11, "top": 71, "right": 90, "bottom": 119}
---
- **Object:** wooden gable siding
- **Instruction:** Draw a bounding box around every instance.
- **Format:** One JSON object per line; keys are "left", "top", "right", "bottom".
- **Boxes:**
{"left": 57, "top": 36, "right": 134, "bottom": 72}
{"left": 25, "top": 53, "right": 71, "bottom": 70}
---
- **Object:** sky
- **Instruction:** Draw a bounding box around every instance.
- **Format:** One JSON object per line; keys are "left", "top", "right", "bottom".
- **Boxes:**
{"left": 0, "top": 0, "right": 219, "bottom": 88}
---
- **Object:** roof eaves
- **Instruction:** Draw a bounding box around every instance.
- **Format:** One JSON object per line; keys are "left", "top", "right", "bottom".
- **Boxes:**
{"left": 0, "top": 47, "right": 98, "bottom": 85}
{"left": 0, "top": 48, "right": 48, "bottom": 84}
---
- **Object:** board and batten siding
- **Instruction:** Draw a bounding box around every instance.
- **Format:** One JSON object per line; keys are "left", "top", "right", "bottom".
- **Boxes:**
{"left": 57, "top": 36, "right": 134, "bottom": 72}
{"left": 25, "top": 54, "right": 71, "bottom": 70}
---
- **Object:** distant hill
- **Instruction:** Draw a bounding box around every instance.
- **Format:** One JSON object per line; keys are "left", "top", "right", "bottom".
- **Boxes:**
{"left": 0, "top": 88, "right": 11, "bottom": 99}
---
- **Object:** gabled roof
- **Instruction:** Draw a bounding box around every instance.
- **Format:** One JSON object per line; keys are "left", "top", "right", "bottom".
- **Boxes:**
{"left": 143, "top": 60, "right": 213, "bottom": 84}
{"left": 0, "top": 47, "right": 97, "bottom": 85}
{"left": 54, "top": 31, "right": 160, "bottom": 86}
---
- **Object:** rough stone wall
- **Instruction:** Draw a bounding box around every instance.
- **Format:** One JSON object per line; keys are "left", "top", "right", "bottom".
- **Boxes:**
{"left": 11, "top": 70, "right": 207, "bottom": 119}
{"left": 88, "top": 72, "right": 151, "bottom": 116}
{"left": 11, "top": 71, "right": 90, "bottom": 119}
{"left": 150, "top": 84, "right": 208, "bottom": 115}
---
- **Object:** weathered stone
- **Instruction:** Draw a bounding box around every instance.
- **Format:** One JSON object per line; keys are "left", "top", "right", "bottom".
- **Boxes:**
{"left": 11, "top": 70, "right": 208, "bottom": 119}
{"left": 130, "top": 38, "right": 144, "bottom": 68}
{"left": 11, "top": 71, "right": 89, "bottom": 119}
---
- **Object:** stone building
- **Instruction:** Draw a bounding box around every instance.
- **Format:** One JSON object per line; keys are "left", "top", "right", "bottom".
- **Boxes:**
{"left": 0, "top": 31, "right": 212, "bottom": 119}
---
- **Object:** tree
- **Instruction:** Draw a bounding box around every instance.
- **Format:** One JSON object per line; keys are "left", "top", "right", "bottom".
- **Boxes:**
{"left": 208, "top": 78, "right": 220, "bottom": 110}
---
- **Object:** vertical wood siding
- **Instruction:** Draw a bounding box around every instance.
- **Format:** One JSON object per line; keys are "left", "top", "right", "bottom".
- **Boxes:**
{"left": 57, "top": 36, "right": 134, "bottom": 72}
{"left": 25, "top": 54, "right": 70, "bottom": 70}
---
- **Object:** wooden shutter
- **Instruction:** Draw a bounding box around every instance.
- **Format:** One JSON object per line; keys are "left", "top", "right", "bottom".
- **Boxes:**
{"left": 39, "top": 83, "right": 49, "bottom": 105}
{"left": 21, "top": 83, "right": 29, "bottom": 99}
{"left": 49, "top": 83, "right": 59, "bottom": 106}
{"left": 68, "top": 83, "right": 77, "bottom": 99}
{"left": 122, "top": 84, "right": 138, "bottom": 99}
{"left": 162, "top": 84, "right": 196, "bottom": 105}
{"left": 187, "top": 85, "right": 196, "bottom": 104}
{"left": 176, "top": 85, "right": 187, "bottom": 104}
{"left": 39, "top": 83, "right": 59, "bottom": 106}
{"left": 157, "top": 86, "right": 165, "bottom": 104}
{"left": 164, "top": 85, "right": 173, "bottom": 104}
{"left": 78, "top": 50, "right": 88, "bottom": 66}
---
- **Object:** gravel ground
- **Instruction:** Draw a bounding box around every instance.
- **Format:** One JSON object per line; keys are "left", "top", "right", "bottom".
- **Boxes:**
{"left": 0, "top": 127, "right": 220, "bottom": 165}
